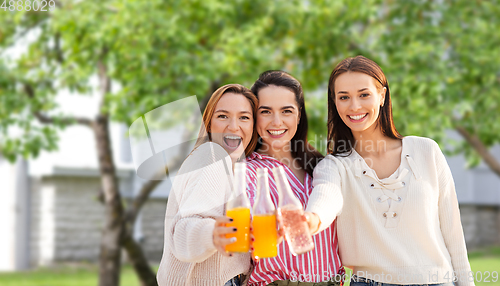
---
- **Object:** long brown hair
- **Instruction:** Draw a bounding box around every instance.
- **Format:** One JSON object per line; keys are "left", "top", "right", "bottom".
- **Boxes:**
{"left": 194, "top": 84, "right": 258, "bottom": 157}
{"left": 251, "top": 70, "right": 323, "bottom": 176}
{"left": 327, "top": 55, "right": 402, "bottom": 156}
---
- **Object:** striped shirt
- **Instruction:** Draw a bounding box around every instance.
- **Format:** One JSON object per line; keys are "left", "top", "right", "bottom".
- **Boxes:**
{"left": 245, "top": 152, "right": 344, "bottom": 286}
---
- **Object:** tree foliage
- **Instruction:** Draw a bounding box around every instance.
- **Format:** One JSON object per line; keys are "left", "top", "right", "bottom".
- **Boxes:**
{"left": 368, "top": 0, "right": 500, "bottom": 169}
{"left": 0, "top": 0, "right": 380, "bottom": 160}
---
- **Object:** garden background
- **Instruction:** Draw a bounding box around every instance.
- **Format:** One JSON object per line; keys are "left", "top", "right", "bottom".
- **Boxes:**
{"left": 1, "top": 0, "right": 499, "bottom": 285}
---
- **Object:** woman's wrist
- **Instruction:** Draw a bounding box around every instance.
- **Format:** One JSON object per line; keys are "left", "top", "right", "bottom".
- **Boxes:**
{"left": 305, "top": 212, "right": 321, "bottom": 234}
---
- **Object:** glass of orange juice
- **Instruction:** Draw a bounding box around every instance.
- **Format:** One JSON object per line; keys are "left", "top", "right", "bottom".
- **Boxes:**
{"left": 225, "top": 207, "right": 251, "bottom": 252}
{"left": 225, "top": 163, "right": 251, "bottom": 253}
{"left": 252, "top": 213, "right": 278, "bottom": 259}
{"left": 251, "top": 168, "right": 278, "bottom": 259}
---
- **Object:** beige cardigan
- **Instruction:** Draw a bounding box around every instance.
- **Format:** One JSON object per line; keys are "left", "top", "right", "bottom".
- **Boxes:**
{"left": 157, "top": 142, "right": 251, "bottom": 286}
{"left": 306, "top": 136, "right": 474, "bottom": 286}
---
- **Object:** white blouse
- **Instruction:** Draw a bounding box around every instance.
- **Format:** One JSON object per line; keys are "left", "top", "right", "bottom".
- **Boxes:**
{"left": 306, "top": 136, "right": 474, "bottom": 286}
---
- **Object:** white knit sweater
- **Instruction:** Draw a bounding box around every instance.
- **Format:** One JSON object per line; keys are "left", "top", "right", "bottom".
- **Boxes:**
{"left": 157, "top": 142, "right": 251, "bottom": 286}
{"left": 305, "top": 136, "right": 474, "bottom": 286}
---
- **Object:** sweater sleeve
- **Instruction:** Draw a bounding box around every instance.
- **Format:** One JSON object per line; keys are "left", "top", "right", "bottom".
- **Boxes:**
{"left": 434, "top": 143, "right": 475, "bottom": 286}
{"left": 169, "top": 146, "right": 232, "bottom": 263}
{"left": 305, "top": 155, "right": 344, "bottom": 234}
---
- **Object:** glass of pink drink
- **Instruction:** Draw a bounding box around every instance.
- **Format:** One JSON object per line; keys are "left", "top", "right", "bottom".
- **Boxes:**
{"left": 279, "top": 204, "right": 314, "bottom": 255}
{"left": 273, "top": 166, "right": 314, "bottom": 256}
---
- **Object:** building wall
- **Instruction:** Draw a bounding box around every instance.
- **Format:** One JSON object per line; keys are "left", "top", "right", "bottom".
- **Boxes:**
{"left": 460, "top": 205, "right": 500, "bottom": 250}
{"left": 29, "top": 176, "right": 43, "bottom": 266}
{"left": 30, "top": 176, "right": 104, "bottom": 266}
{"left": 52, "top": 177, "right": 104, "bottom": 262}
{"left": 29, "top": 175, "right": 167, "bottom": 266}
{"left": 137, "top": 199, "right": 167, "bottom": 262}
{"left": 0, "top": 157, "right": 30, "bottom": 270}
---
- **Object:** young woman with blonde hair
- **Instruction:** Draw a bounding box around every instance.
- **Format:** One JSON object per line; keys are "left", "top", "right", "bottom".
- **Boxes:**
{"left": 157, "top": 84, "right": 258, "bottom": 286}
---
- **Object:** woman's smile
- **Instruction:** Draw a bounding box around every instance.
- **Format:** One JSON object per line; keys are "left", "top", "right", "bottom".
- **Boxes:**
{"left": 347, "top": 113, "right": 368, "bottom": 122}
{"left": 267, "top": 129, "right": 288, "bottom": 138}
{"left": 334, "top": 72, "right": 386, "bottom": 134}
{"left": 223, "top": 134, "right": 242, "bottom": 150}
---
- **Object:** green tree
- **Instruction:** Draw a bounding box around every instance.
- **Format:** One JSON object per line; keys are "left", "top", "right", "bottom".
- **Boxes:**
{"left": 0, "top": 1, "right": 377, "bottom": 285}
{"left": 367, "top": 0, "right": 500, "bottom": 174}
{"left": 304, "top": 1, "right": 500, "bottom": 176}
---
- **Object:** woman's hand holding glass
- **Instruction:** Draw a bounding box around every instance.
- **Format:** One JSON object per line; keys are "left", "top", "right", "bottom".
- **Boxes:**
{"left": 213, "top": 216, "right": 238, "bottom": 257}
{"left": 304, "top": 211, "right": 321, "bottom": 235}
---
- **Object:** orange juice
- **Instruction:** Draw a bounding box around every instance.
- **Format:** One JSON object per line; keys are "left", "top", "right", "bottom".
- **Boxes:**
{"left": 225, "top": 207, "right": 251, "bottom": 252}
{"left": 252, "top": 213, "right": 278, "bottom": 259}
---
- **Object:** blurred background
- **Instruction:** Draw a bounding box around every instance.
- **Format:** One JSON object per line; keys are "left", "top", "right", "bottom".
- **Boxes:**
{"left": 0, "top": 0, "right": 499, "bottom": 285}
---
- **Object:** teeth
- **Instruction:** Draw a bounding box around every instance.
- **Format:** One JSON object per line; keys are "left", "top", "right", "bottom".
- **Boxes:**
{"left": 349, "top": 114, "right": 367, "bottom": 120}
{"left": 224, "top": 135, "right": 241, "bottom": 140}
{"left": 268, "top": 130, "right": 286, "bottom": 135}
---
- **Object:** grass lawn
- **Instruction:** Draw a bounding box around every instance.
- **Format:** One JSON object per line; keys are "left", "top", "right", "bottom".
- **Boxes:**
{"left": 0, "top": 248, "right": 498, "bottom": 286}
{"left": 0, "top": 263, "right": 154, "bottom": 286}
{"left": 469, "top": 247, "right": 500, "bottom": 286}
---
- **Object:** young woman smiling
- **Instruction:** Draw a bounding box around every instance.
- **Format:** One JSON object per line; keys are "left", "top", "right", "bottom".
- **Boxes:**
{"left": 157, "top": 84, "right": 258, "bottom": 286}
{"left": 305, "top": 56, "right": 473, "bottom": 286}
{"left": 245, "top": 70, "right": 344, "bottom": 286}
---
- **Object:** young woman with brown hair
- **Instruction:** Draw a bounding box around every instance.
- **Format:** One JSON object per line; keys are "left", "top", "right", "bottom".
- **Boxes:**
{"left": 305, "top": 56, "right": 473, "bottom": 286}
{"left": 245, "top": 71, "right": 344, "bottom": 286}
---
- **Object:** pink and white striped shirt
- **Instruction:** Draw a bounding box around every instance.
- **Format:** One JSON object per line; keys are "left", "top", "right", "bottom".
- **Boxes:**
{"left": 245, "top": 152, "right": 344, "bottom": 286}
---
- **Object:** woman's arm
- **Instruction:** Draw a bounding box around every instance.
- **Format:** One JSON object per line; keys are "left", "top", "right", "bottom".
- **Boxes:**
{"left": 434, "top": 143, "right": 475, "bottom": 286}
{"left": 305, "top": 155, "right": 344, "bottom": 234}
{"left": 168, "top": 147, "right": 234, "bottom": 263}
{"left": 171, "top": 213, "right": 219, "bottom": 263}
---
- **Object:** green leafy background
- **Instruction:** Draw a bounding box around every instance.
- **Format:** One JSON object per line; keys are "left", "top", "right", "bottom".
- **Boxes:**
{"left": 1, "top": 0, "right": 499, "bottom": 167}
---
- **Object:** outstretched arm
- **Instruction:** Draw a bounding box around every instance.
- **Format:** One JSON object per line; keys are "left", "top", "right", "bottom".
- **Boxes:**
{"left": 305, "top": 155, "right": 344, "bottom": 234}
